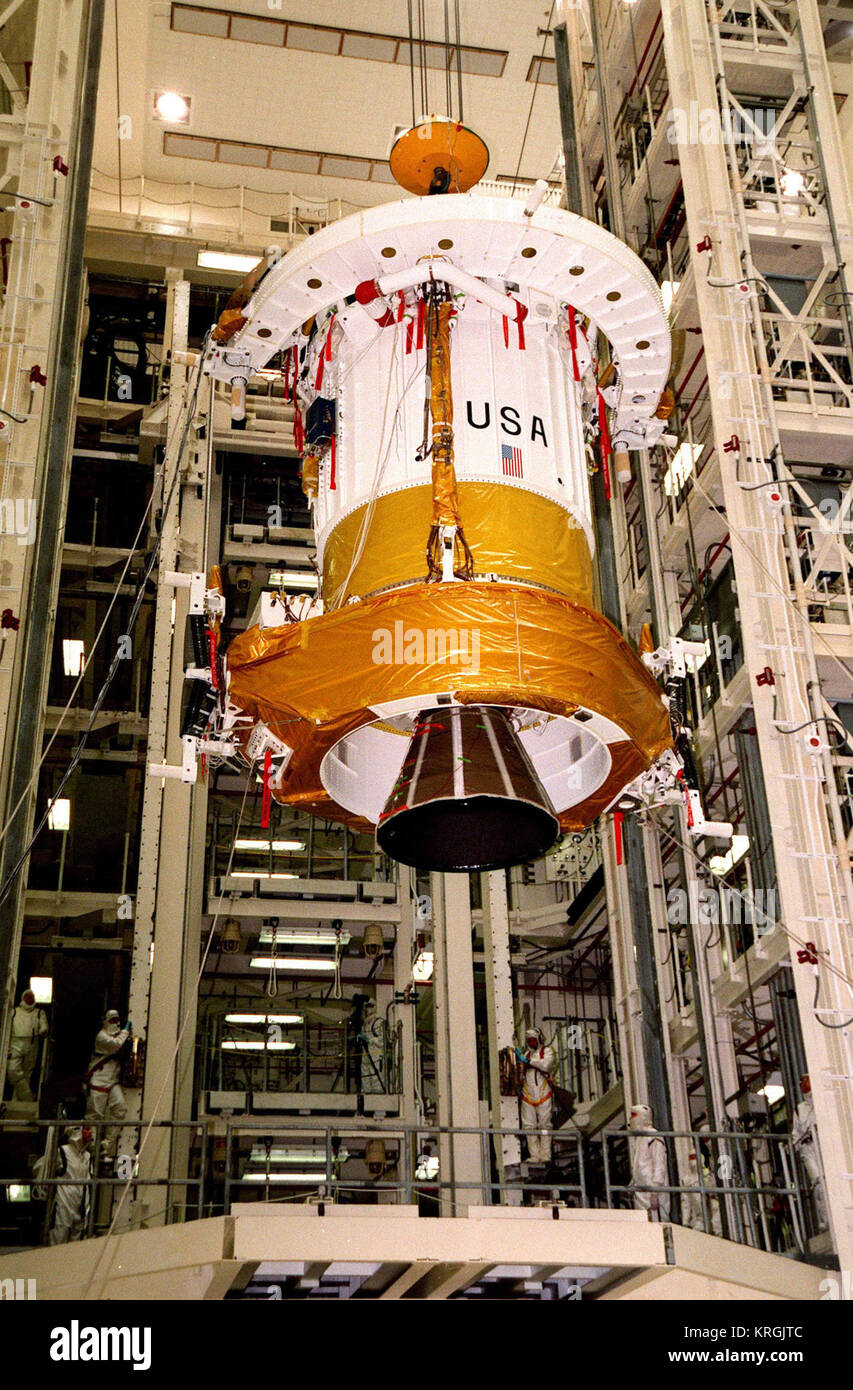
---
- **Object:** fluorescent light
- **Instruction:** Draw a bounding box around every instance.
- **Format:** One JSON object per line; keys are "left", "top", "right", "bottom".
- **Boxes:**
{"left": 221, "top": 1040, "right": 296, "bottom": 1051}
{"left": 258, "top": 927, "right": 350, "bottom": 947}
{"left": 47, "top": 798, "right": 70, "bottom": 831}
{"left": 235, "top": 838, "right": 304, "bottom": 852}
{"left": 242, "top": 1172, "right": 325, "bottom": 1184}
{"left": 62, "top": 639, "right": 85, "bottom": 677}
{"left": 413, "top": 949, "right": 434, "bottom": 982}
{"left": 248, "top": 1146, "right": 326, "bottom": 1164}
{"left": 781, "top": 168, "right": 805, "bottom": 197}
{"left": 268, "top": 571, "right": 319, "bottom": 591}
{"left": 8, "top": 1184, "right": 30, "bottom": 1202}
{"left": 224, "top": 1012, "right": 302, "bottom": 1025}
{"left": 415, "top": 1153, "right": 439, "bottom": 1179}
{"left": 197, "top": 249, "right": 261, "bottom": 274}
{"left": 29, "top": 977, "right": 52, "bottom": 1004}
{"left": 154, "top": 91, "right": 191, "bottom": 124}
{"left": 250, "top": 957, "right": 337, "bottom": 972}
{"left": 231, "top": 871, "right": 298, "bottom": 880}
{"left": 664, "top": 442, "right": 703, "bottom": 497}
{"left": 757, "top": 1084, "right": 785, "bottom": 1104}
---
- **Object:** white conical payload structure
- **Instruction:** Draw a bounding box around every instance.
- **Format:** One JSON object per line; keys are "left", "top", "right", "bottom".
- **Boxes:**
{"left": 207, "top": 125, "right": 672, "bottom": 872}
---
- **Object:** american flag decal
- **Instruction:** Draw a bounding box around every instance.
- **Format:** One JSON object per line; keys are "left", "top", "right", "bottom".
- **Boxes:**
{"left": 501, "top": 443, "right": 523, "bottom": 477}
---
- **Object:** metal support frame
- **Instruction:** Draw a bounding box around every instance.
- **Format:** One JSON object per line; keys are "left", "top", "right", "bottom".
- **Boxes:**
{"left": 431, "top": 872, "right": 483, "bottom": 1213}
{"left": 0, "top": 0, "right": 105, "bottom": 1091}
{"left": 481, "top": 870, "right": 521, "bottom": 1197}
{"left": 124, "top": 274, "right": 212, "bottom": 1223}
{"left": 658, "top": 0, "right": 853, "bottom": 1271}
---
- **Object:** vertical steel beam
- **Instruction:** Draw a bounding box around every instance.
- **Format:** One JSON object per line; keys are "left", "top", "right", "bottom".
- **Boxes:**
{"left": 555, "top": 4, "right": 672, "bottom": 1140}
{"left": 660, "top": 0, "right": 853, "bottom": 1270}
{"left": 0, "top": 0, "right": 105, "bottom": 1086}
{"left": 431, "top": 872, "right": 482, "bottom": 1212}
{"left": 481, "top": 870, "right": 521, "bottom": 1198}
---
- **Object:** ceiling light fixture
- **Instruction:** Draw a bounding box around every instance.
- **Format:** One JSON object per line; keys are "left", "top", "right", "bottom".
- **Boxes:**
{"left": 258, "top": 926, "right": 350, "bottom": 947}
{"left": 412, "top": 949, "right": 434, "bottom": 982}
{"left": 249, "top": 957, "right": 337, "bottom": 972}
{"left": 242, "top": 1172, "right": 326, "bottom": 1184}
{"left": 234, "top": 838, "right": 305, "bottom": 852}
{"left": 62, "top": 639, "right": 85, "bottom": 677}
{"left": 231, "top": 871, "right": 299, "bottom": 880}
{"left": 780, "top": 167, "right": 805, "bottom": 197}
{"left": 154, "top": 90, "right": 192, "bottom": 124}
{"left": 224, "top": 1013, "right": 303, "bottom": 1025}
{"left": 220, "top": 1040, "right": 296, "bottom": 1051}
{"left": 47, "top": 798, "right": 70, "bottom": 832}
{"left": 757, "top": 1083, "right": 785, "bottom": 1104}
{"left": 197, "top": 249, "right": 262, "bottom": 274}
{"left": 268, "top": 571, "right": 319, "bottom": 591}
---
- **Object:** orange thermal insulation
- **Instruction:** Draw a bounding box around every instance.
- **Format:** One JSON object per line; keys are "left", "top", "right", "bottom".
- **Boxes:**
{"left": 429, "top": 300, "right": 461, "bottom": 529}
{"left": 225, "top": 581, "right": 671, "bottom": 834}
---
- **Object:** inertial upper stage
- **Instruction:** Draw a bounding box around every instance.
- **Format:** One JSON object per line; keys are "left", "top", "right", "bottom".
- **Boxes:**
{"left": 200, "top": 120, "right": 674, "bottom": 872}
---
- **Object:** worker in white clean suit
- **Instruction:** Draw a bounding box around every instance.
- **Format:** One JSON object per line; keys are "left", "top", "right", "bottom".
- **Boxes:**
{"left": 518, "top": 1027, "right": 555, "bottom": 1168}
{"left": 358, "top": 999, "right": 386, "bottom": 1094}
{"left": 682, "top": 1146, "right": 722, "bottom": 1235}
{"left": 628, "top": 1102, "right": 670, "bottom": 1220}
{"left": 7, "top": 989, "right": 48, "bottom": 1101}
{"left": 85, "top": 1010, "right": 130, "bottom": 1155}
{"left": 792, "top": 1074, "right": 828, "bottom": 1230}
{"left": 34, "top": 1125, "right": 92, "bottom": 1245}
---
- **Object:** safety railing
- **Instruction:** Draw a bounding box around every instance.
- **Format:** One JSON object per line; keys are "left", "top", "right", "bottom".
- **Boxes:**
{"left": 0, "top": 1117, "right": 822, "bottom": 1257}
{"left": 0, "top": 1118, "right": 206, "bottom": 1245}
{"left": 602, "top": 1125, "right": 818, "bottom": 1253}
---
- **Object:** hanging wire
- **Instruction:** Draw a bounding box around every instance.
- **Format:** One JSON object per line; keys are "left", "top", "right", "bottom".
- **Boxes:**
{"left": 418, "top": 0, "right": 428, "bottom": 119}
{"left": 0, "top": 334, "right": 212, "bottom": 904}
{"left": 510, "top": 2, "right": 556, "bottom": 193}
{"left": 113, "top": 0, "right": 123, "bottom": 216}
{"left": 454, "top": 0, "right": 463, "bottom": 123}
{"left": 266, "top": 920, "right": 279, "bottom": 998}
{"left": 407, "top": 0, "right": 416, "bottom": 128}
{"left": 443, "top": 0, "right": 452, "bottom": 119}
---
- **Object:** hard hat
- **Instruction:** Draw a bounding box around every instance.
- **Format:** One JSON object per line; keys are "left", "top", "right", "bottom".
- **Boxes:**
{"left": 104, "top": 1009, "right": 120, "bottom": 1024}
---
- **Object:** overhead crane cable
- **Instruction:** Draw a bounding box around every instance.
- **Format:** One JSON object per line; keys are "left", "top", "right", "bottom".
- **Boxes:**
{"left": 648, "top": 811, "right": 853, "bottom": 999}
{"left": 418, "top": 0, "right": 427, "bottom": 119}
{"left": 407, "top": 0, "right": 416, "bottom": 129}
{"left": 509, "top": 0, "right": 556, "bottom": 194}
{"left": 443, "top": 0, "right": 451, "bottom": 122}
{"left": 454, "top": 0, "right": 463, "bottom": 123}
{"left": 82, "top": 773, "right": 254, "bottom": 1300}
{"left": 113, "top": 0, "right": 122, "bottom": 215}
{"left": 0, "top": 340, "right": 211, "bottom": 907}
